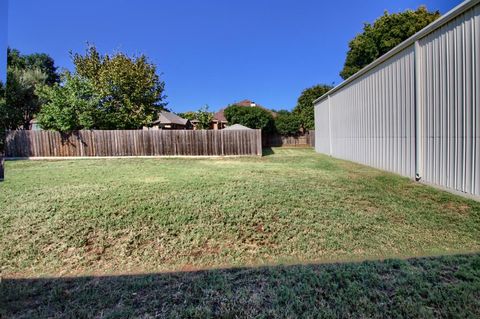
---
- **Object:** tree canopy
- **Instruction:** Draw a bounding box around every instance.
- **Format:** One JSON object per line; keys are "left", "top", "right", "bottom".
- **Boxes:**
{"left": 177, "top": 111, "right": 197, "bottom": 121}
{"left": 293, "top": 84, "right": 332, "bottom": 130}
{"left": 224, "top": 105, "right": 275, "bottom": 132}
{"left": 0, "top": 81, "right": 7, "bottom": 152}
{"left": 38, "top": 45, "right": 167, "bottom": 132}
{"left": 2, "top": 48, "right": 57, "bottom": 130}
{"left": 71, "top": 45, "right": 166, "bottom": 129}
{"left": 274, "top": 110, "right": 302, "bottom": 136}
{"left": 36, "top": 73, "right": 103, "bottom": 132}
{"left": 195, "top": 105, "right": 213, "bottom": 130}
{"left": 340, "top": 6, "right": 440, "bottom": 80}
{"left": 6, "top": 67, "right": 47, "bottom": 130}
{"left": 8, "top": 48, "right": 59, "bottom": 85}
{"left": 179, "top": 107, "right": 213, "bottom": 130}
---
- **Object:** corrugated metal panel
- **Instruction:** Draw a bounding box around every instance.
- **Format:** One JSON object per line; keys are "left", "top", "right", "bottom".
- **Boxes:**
{"left": 314, "top": 0, "right": 480, "bottom": 198}
{"left": 319, "top": 46, "right": 416, "bottom": 177}
{"left": 314, "top": 98, "right": 330, "bottom": 154}
{"left": 417, "top": 4, "right": 480, "bottom": 196}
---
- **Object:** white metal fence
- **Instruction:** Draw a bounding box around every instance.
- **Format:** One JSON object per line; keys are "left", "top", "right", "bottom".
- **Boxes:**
{"left": 314, "top": 0, "right": 480, "bottom": 198}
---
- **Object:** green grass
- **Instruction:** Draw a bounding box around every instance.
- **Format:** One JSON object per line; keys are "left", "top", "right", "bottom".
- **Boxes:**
{"left": 2, "top": 254, "right": 480, "bottom": 318}
{"left": 1, "top": 148, "right": 480, "bottom": 317}
{"left": 1, "top": 148, "right": 479, "bottom": 278}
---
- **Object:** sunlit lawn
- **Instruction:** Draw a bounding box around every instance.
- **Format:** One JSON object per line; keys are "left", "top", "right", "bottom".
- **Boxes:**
{"left": 1, "top": 148, "right": 479, "bottom": 277}
{"left": 1, "top": 148, "right": 480, "bottom": 317}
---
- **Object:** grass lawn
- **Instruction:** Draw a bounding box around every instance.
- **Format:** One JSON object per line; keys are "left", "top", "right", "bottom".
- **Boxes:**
{"left": 1, "top": 148, "right": 480, "bottom": 317}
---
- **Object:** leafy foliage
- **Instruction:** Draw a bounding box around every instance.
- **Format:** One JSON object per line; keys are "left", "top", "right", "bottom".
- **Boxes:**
{"left": 0, "top": 81, "right": 6, "bottom": 152}
{"left": 340, "top": 6, "right": 439, "bottom": 79}
{"left": 179, "top": 107, "right": 213, "bottom": 130}
{"left": 195, "top": 105, "right": 213, "bottom": 130}
{"left": 274, "top": 110, "right": 302, "bottom": 135}
{"left": 37, "top": 73, "right": 102, "bottom": 132}
{"left": 3, "top": 48, "right": 57, "bottom": 130}
{"left": 8, "top": 48, "right": 59, "bottom": 85}
{"left": 5, "top": 67, "right": 47, "bottom": 129}
{"left": 72, "top": 45, "right": 166, "bottom": 129}
{"left": 293, "top": 84, "right": 332, "bottom": 130}
{"left": 224, "top": 104, "right": 275, "bottom": 132}
{"left": 177, "top": 111, "right": 197, "bottom": 121}
{"left": 36, "top": 45, "right": 167, "bottom": 132}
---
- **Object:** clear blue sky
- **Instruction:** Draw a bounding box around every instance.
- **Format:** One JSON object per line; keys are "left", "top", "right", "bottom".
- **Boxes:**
{"left": 0, "top": 0, "right": 7, "bottom": 82}
{"left": 7, "top": 0, "right": 460, "bottom": 112}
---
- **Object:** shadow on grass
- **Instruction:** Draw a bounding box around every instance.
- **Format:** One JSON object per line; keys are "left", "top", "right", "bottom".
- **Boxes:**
{"left": 262, "top": 147, "right": 275, "bottom": 156}
{"left": 2, "top": 254, "right": 480, "bottom": 318}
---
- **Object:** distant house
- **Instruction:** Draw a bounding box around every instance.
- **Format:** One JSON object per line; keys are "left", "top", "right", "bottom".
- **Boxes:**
{"left": 212, "top": 99, "right": 277, "bottom": 130}
{"left": 146, "top": 111, "right": 191, "bottom": 130}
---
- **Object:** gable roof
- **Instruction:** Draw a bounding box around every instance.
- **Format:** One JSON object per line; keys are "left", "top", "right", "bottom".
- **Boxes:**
{"left": 223, "top": 124, "right": 252, "bottom": 130}
{"left": 213, "top": 99, "right": 277, "bottom": 122}
{"left": 152, "top": 111, "right": 189, "bottom": 126}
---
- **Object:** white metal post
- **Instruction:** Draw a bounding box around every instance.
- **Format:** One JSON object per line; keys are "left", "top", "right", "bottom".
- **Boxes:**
{"left": 414, "top": 40, "right": 423, "bottom": 181}
{"left": 328, "top": 95, "right": 333, "bottom": 156}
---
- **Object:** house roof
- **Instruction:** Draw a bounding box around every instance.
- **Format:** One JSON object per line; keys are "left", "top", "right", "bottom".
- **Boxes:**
{"left": 152, "top": 111, "right": 189, "bottom": 126}
{"left": 213, "top": 99, "right": 277, "bottom": 122}
{"left": 223, "top": 124, "right": 252, "bottom": 130}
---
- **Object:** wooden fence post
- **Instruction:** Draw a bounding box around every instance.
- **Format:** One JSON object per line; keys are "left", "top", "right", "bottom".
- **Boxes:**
{"left": 257, "top": 129, "right": 262, "bottom": 156}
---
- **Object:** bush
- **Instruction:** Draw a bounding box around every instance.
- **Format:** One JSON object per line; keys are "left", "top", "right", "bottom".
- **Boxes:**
{"left": 224, "top": 105, "right": 275, "bottom": 132}
{"left": 274, "top": 111, "right": 302, "bottom": 136}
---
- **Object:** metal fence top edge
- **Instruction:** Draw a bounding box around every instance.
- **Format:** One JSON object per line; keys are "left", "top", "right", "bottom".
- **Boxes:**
{"left": 313, "top": 0, "right": 480, "bottom": 105}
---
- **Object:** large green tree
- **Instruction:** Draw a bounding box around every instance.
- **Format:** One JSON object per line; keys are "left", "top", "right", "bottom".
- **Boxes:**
{"left": 224, "top": 105, "right": 275, "bottom": 132}
{"left": 6, "top": 67, "right": 47, "bottom": 129}
{"left": 8, "top": 48, "right": 59, "bottom": 85}
{"left": 71, "top": 45, "right": 166, "bottom": 129}
{"left": 3, "top": 48, "right": 58, "bottom": 129}
{"left": 293, "top": 84, "right": 332, "bottom": 131}
{"left": 36, "top": 73, "right": 103, "bottom": 132}
{"left": 340, "top": 6, "right": 439, "bottom": 79}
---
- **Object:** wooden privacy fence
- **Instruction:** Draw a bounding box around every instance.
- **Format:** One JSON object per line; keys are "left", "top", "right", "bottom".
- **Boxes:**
{"left": 263, "top": 130, "right": 315, "bottom": 147}
{"left": 5, "top": 129, "right": 263, "bottom": 158}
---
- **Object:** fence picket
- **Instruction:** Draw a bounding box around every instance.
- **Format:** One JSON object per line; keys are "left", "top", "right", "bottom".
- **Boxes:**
{"left": 5, "top": 130, "right": 262, "bottom": 158}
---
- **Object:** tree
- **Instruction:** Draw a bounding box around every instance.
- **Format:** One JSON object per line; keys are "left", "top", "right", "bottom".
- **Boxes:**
{"left": 195, "top": 105, "right": 213, "bottom": 130}
{"left": 72, "top": 45, "right": 166, "bottom": 129}
{"left": 3, "top": 48, "right": 59, "bottom": 130}
{"left": 293, "top": 84, "right": 332, "bottom": 131}
{"left": 177, "top": 111, "right": 197, "bottom": 121}
{"left": 0, "top": 82, "right": 4, "bottom": 181}
{"left": 36, "top": 73, "right": 103, "bottom": 132}
{"left": 274, "top": 110, "right": 302, "bottom": 136}
{"left": 5, "top": 67, "right": 47, "bottom": 129}
{"left": 224, "top": 105, "right": 275, "bottom": 132}
{"left": 340, "top": 6, "right": 439, "bottom": 79}
{"left": 8, "top": 48, "right": 59, "bottom": 85}
{"left": 0, "top": 81, "right": 7, "bottom": 152}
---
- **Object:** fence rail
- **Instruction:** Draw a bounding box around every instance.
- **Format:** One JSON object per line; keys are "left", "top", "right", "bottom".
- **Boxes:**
{"left": 5, "top": 129, "right": 263, "bottom": 158}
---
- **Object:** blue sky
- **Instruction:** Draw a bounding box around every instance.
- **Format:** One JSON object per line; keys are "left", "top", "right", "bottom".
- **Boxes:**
{"left": 0, "top": 0, "right": 7, "bottom": 82}
{"left": 7, "top": 0, "right": 460, "bottom": 112}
